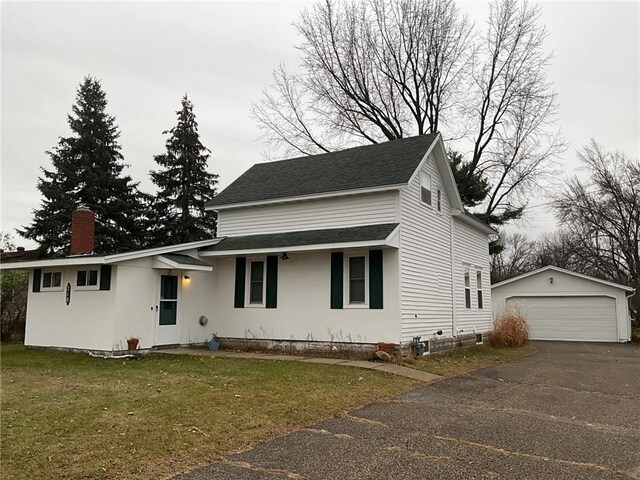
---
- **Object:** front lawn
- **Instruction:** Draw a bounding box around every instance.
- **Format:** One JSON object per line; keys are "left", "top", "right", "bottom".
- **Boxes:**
{"left": 0, "top": 345, "right": 416, "bottom": 480}
{"left": 402, "top": 345, "right": 536, "bottom": 377}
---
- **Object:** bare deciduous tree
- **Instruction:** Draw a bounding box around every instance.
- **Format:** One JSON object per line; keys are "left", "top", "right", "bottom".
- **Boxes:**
{"left": 252, "top": 0, "right": 565, "bottom": 226}
{"left": 533, "top": 230, "right": 581, "bottom": 271}
{"left": 490, "top": 231, "right": 536, "bottom": 283}
{"left": 553, "top": 141, "right": 640, "bottom": 310}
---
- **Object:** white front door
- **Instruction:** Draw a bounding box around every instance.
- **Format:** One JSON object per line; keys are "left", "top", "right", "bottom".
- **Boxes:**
{"left": 156, "top": 274, "right": 180, "bottom": 345}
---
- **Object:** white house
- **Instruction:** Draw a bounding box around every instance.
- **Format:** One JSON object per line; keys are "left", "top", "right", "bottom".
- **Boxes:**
{"left": 1, "top": 133, "right": 496, "bottom": 353}
{"left": 492, "top": 266, "right": 635, "bottom": 343}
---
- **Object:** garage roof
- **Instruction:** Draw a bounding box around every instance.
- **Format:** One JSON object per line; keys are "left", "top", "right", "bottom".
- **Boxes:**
{"left": 492, "top": 265, "right": 635, "bottom": 292}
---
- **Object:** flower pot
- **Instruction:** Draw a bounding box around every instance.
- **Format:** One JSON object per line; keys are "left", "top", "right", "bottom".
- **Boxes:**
{"left": 127, "top": 338, "right": 139, "bottom": 351}
{"left": 207, "top": 339, "right": 220, "bottom": 351}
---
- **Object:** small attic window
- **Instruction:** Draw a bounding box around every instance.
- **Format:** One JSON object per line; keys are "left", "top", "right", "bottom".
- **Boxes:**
{"left": 420, "top": 173, "right": 432, "bottom": 206}
{"left": 437, "top": 188, "right": 442, "bottom": 212}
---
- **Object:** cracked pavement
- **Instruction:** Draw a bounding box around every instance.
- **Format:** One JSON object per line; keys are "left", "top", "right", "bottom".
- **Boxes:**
{"left": 173, "top": 342, "right": 640, "bottom": 480}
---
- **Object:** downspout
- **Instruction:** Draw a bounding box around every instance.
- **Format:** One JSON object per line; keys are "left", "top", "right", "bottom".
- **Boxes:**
{"left": 625, "top": 289, "right": 636, "bottom": 342}
{"left": 449, "top": 215, "right": 457, "bottom": 337}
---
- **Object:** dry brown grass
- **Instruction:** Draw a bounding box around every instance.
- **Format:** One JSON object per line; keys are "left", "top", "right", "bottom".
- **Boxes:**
{"left": 401, "top": 345, "right": 535, "bottom": 377}
{"left": 1, "top": 345, "right": 416, "bottom": 480}
{"left": 489, "top": 310, "right": 530, "bottom": 348}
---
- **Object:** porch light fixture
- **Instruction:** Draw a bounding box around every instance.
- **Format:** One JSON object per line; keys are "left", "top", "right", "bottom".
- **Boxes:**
{"left": 280, "top": 252, "right": 289, "bottom": 260}
{"left": 183, "top": 274, "right": 191, "bottom": 283}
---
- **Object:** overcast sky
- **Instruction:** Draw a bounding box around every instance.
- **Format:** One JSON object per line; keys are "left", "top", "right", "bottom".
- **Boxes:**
{"left": 1, "top": 0, "right": 638, "bottom": 249}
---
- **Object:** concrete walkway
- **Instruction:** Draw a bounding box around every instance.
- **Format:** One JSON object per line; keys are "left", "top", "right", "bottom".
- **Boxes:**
{"left": 155, "top": 348, "right": 440, "bottom": 383}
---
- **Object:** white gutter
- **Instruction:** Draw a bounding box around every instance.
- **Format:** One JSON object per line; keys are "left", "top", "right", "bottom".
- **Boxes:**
{"left": 449, "top": 215, "right": 458, "bottom": 336}
{"left": 0, "top": 238, "right": 224, "bottom": 271}
{"left": 0, "top": 256, "right": 107, "bottom": 270}
{"left": 154, "top": 256, "right": 213, "bottom": 272}
{"left": 205, "top": 184, "right": 406, "bottom": 211}
{"left": 199, "top": 232, "right": 400, "bottom": 258}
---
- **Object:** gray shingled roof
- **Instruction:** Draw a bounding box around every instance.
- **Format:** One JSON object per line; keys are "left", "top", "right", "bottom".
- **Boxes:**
{"left": 207, "top": 133, "right": 439, "bottom": 208}
{"left": 201, "top": 223, "right": 399, "bottom": 252}
{"left": 160, "top": 253, "right": 211, "bottom": 267}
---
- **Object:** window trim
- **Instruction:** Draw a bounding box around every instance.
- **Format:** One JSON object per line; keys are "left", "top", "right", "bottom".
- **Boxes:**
{"left": 476, "top": 270, "right": 484, "bottom": 309}
{"left": 245, "top": 257, "right": 267, "bottom": 307}
{"left": 419, "top": 172, "right": 432, "bottom": 207}
{"left": 464, "top": 267, "right": 471, "bottom": 309}
{"left": 41, "top": 270, "right": 63, "bottom": 291}
{"left": 75, "top": 268, "right": 100, "bottom": 290}
{"left": 344, "top": 252, "right": 369, "bottom": 308}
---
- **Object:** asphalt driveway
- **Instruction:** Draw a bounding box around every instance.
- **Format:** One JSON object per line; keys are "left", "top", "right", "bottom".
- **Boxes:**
{"left": 175, "top": 342, "right": 640, "bottom": 480}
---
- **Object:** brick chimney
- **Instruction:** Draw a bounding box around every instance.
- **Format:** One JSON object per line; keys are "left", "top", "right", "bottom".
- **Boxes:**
{"left": 71, "top": 207, "right": 95, "bottom": 255}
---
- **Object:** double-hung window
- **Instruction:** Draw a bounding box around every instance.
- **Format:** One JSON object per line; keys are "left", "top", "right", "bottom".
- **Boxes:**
{"left": 420, "top": 173, "right": 432, "bottom": 206}
{"left": 476, "top": 270, "right": 484, "bottom": 309}
{"left": 42, "top": 271, "right": 62, "bottom": 290}
{"left": 464, "top": 268, "right": 471, "bottom": 309}
{"left": 348, "top": 255, "right": 366, "bottom": 304}
{"left": 77, "top": 269, "right": 99, "bottom": 288}
{"left": 248, "top": 260, "right": 265, "bottom": 305}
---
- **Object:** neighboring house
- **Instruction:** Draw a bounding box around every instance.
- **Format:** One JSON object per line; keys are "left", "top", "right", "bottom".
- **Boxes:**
{"left": 492, "top": 266, "right": 635, "bottom": 343}
{"left": 1, "top": 133, "right": 495, "bottom": 353}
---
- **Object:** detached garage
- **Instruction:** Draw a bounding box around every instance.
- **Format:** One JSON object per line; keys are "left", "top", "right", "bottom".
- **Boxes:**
{"left": 492, "top": 266, "right": 634, "bottom": 343}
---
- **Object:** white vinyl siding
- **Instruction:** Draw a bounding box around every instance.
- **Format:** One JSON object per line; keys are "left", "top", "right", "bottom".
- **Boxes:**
{"left": 399, "top": 154, "right": 455, "bottom": 343}
{"left": 452, "top": 218, "right": 493, "bottom": 334}
{"left": 217, "top": 191, "right": 399, "bottom": 236}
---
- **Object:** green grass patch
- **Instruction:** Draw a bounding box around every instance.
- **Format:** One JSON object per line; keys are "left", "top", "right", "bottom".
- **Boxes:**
{"left": 0, "top": 345, "right": 416, "bottom": 480}
{"left": 402, "top": 345, "right": 536, "bottom": 377}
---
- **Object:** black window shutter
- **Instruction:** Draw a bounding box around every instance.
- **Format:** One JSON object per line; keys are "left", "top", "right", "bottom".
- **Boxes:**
{"left": 330, "top": 252, "right": 343, "bottom": 309}
{"left": 99, "top": 265, "right": 112, "bottom": 291}
{"left": 234, "top": 257, "right": 246, "bottom": 308}
{"left": 369, "top": 250, "right": 383, "bottom": 309}
{"left": 32, "top": 268, "right": 42, "bottom": 293}
{"left": 266, "top": 255, "right": 278, "bottom": 309}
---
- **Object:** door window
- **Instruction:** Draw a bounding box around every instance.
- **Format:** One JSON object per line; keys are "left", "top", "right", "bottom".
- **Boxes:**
{"left": 159, "top": 275, "right": 178, "bottom": 326}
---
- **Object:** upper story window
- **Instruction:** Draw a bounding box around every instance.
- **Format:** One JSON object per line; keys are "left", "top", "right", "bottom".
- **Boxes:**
{"left": 348, "top": 255, "right": 366, "bottom": 304}
{"left": 42, "top": 271, "right": 63, "bottom": 290}
{"left": 77, "top": 269, "right": 98, "bottom": 288}
{"left": 248, "top": 259, "right": 265, "bottom": 305}
{"left": 420, "top": 172, "right": 432, "bottom": 206}
{"left": 437, "top": 188, "right": 442, "bottom": 212}
{"left": 477, "top": 270, "right": 484, "bottom": 309}
{"left": 464, "top": 268, "right": 471, "bottom": 309}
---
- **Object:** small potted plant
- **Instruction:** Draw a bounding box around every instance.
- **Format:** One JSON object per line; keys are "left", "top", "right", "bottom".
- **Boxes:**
{"left": 207, "top": 333, "right": 220, "bottom": 351}
{"left": 126, "top": 336, "right": 140, "bottom": 351}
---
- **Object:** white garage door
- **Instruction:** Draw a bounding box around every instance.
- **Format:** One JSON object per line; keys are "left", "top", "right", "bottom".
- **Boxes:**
{"left": 505, "top": 296, "right": 618, "bottom": 342}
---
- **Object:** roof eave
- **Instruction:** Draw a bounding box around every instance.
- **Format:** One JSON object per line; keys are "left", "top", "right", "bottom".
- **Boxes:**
{"left": 491, "top": 265, "right": 635, "bottom": 292}
{"left": 452, "top": 210, "right": 498, "bottom": 235}
{"left": 0, "top": 239, "right": 224, "bottom": 270}
{"left": 153, "top": 255, "right": 213, "bottom": 271}
{"left": 205, "top": 184, "right": 405, "bottom": 211}
{"left": 199, "top": 229, "right": 400, "bottom": 257}
{"left": 0, "top": 256, "right": 107, "bottom": 270}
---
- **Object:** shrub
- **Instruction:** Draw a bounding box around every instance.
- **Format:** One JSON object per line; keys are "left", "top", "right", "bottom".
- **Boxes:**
{"left": 489, "top": 310, "right": 529, "bottom": 348}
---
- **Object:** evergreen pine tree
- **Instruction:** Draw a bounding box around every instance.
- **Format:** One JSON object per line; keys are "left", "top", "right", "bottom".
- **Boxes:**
{"left": 149, "top": 95, "right": 218, "bottom": 246}
{"left": 19, "top": 76, "right": 146, "bottom": 255}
